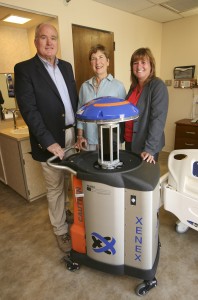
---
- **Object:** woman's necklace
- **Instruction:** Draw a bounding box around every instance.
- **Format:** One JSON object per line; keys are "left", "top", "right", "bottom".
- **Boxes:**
{"left": 92, "top": 77, "right": 100, "bottom": 89}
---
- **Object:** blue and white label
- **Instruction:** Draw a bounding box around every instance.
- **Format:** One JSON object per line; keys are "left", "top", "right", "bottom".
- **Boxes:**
{"left": 91, "top": 232, "right": 116, "bottom": 255}
{"left": 134, "top": 216, "right": 143, "bottom": 262}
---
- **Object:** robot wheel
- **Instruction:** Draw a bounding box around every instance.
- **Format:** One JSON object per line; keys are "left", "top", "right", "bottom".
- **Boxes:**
{"left": 61, "top": 255, "right": 80, "bottom": 271}
{"left": 135, "top": 277, "right": 157, "bottom": 297}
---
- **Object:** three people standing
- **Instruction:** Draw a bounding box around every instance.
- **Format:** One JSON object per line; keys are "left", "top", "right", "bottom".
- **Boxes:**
{"left": 14, "top": 23, "right": 168, "bottom": 254}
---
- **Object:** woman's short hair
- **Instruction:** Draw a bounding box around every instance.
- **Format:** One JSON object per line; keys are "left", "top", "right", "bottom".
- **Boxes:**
{"left": 89, "top": 44, "right": 110, "bottom": 61}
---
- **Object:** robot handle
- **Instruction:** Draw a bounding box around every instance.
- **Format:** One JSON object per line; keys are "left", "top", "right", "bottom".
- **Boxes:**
{"left": 46, "top": 147, "right": 79, "bottom": 175}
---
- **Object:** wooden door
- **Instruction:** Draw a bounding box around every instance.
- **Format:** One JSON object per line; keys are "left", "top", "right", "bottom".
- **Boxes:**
{"left": 72, "top": 24, "right": 114, "bottom": 92}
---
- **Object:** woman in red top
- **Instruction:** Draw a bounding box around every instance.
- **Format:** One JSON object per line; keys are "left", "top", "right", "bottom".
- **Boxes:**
{"left": 121, "top": 48, "right": 169, "bottom": 164}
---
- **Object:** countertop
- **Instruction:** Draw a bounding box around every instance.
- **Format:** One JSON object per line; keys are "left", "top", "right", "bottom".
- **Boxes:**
{"left": 0, "top": 127, "right": 29, "bottom": 141}
{"left": 0, "top": 119, "right": 29, "bottom": 141}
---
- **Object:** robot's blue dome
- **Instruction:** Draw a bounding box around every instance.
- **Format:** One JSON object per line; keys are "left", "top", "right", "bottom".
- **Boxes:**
{"left": 76, "top": 96, "right": 139, "bottom": 123}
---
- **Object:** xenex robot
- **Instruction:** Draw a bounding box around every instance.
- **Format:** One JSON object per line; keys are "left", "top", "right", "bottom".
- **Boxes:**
{"left": 48, "top": 96, "right": 161, "bottom": 296}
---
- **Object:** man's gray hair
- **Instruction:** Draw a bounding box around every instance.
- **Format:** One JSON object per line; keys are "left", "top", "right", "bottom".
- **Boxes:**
{"left": 34, "top": 23, "right": 58, "bottom": 40}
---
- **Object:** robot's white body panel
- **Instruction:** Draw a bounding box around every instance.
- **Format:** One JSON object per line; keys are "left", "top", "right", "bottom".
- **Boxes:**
{"left": 82, "top": 180, "right": 160, "bottom": 271}
{"left": 124, "top": 186, "right": 160, "bottom": 270}
{"left": 83, "top": 182, "right": 125, "bottom": 265}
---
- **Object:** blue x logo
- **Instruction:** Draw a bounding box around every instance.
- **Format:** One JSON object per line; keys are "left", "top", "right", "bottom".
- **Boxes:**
{"left": 91, "top": 232, "right": 116, "bottom": 255}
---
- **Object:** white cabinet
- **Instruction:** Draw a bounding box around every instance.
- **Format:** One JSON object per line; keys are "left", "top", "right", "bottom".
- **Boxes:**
{"left": 0, "top": 134, "right": 46, "bottom": 201}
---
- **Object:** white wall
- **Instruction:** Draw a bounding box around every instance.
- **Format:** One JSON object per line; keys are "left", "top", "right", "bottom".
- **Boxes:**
{"left": 161, "top": 15, "right": 198, "bottom": 151}
{"left": 1, "top": 0, "right": 163, "bottom": 91}
{"left": 0, "top": 26, "right": 30, "bottom": 72}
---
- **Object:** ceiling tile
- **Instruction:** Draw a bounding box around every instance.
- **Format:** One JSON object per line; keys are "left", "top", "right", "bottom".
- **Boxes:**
{"left": 93, "top": 0, "right": 198, "bottom": 22}
{"left": 93, "top": 0, "right": 153, "bottom": 13}
{"left": 181, "top": 7, "right": 198, "bottom": 16}
{"left": 162, "top": 0, "right": 198, "bottom": 12}
{"left": 150, "top": 0, "right": 171, "bottom": 4}
{"left": 136, "top": 5, "right": 182, "bottom": 22}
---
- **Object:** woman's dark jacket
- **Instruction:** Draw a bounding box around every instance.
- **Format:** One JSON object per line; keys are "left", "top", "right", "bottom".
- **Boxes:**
{"left": 121, "top": 77, "right": 169, "bottom": 156}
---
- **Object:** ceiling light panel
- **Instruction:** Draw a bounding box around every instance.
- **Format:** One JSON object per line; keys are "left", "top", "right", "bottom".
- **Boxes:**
{"left": 2, "top": 15, "right": 31, "bottom": 24}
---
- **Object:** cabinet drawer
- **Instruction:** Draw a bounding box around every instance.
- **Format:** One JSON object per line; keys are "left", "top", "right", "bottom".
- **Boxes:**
{"left": 174, "top": 137, "right": 198, "bottom": 149}
{"left": 175, "top": 125, "right": 198, "bottom": 139}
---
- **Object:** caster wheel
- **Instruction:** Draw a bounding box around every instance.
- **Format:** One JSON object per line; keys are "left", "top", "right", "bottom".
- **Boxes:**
{"left": 67, "top": 261, "right": 80, "bottom": 271}
{"left": 175, "top": 221, "right": 189, "bottom": 233}
{"left": 135, "top": 282, "right": 148, "bottom": 297}
{"left": 135, "top": 277, "right": 157, "bottom": 297}
{"left": 61, "top": 255, "right": 80, "bottom": 271}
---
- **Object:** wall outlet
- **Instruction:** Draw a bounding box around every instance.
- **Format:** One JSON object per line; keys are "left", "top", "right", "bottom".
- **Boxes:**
{"left": 165, "top": 80, "right": 172, "bottom": 86}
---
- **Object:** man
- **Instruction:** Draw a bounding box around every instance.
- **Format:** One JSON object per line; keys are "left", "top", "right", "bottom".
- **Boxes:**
{"left": 14, "top": 23, "right": 78, "bottom": 252}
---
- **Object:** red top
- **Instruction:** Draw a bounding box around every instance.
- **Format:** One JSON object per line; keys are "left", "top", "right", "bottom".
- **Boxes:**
{"left": 124, "top": 86, "right": 142, "bottom": 142}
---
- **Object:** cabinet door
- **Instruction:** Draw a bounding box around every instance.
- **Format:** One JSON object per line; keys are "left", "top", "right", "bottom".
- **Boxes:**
{"left": 0, "top": 135, "right": 27, "bottom": 198}
{"left": 22, "top": 152, "right": 46, "bottom": 201}
{"left": 0, "top": 150, "right": 6, "bottom": 183}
